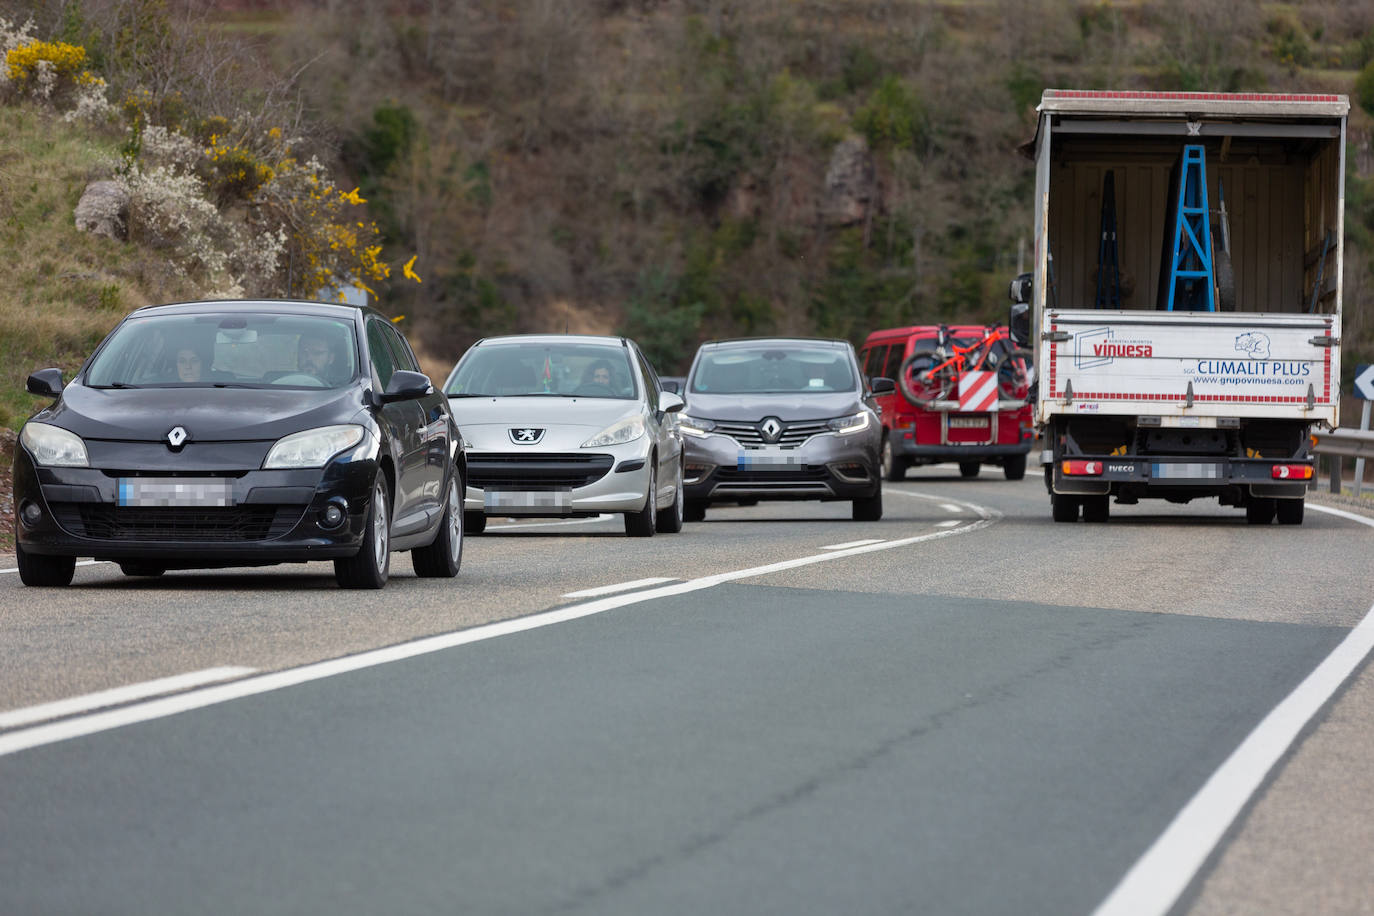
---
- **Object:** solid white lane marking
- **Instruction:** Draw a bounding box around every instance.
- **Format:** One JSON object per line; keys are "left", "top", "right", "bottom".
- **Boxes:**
{"left": 0, "top": 559, "right": 105, "bottom": 576}
{"left": 0, "top": 667, "right": 257, "bottom": 730}
{"left": 0, "top": 494, "right": 999, "bottom": 758}
{"left": 1309, "top": 503, "right": 1374, "bottom": 529}
{"left": 819, "top": 539, "right": 885, "bottom": 550}
{"left": 935, "top": 520, "right": 960, "bottom": 528}
{"left": 488, "top": 514, "right": 614, "bottom": 531}
{"left": 562, "top": 577, "right": 675, "bottom": 598}
{"left": 940, "top": 503, "right": 963, "bottom": 513}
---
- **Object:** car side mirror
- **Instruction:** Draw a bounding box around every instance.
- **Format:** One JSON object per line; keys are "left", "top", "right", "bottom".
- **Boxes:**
{"left": 1008, "top": 302, "right": 1031, "bottom": 348}
{"left": 379, "top": 369, "right": 433, "bottom": 403}
{"left": 27, "top": 368, "right": 64, "bottom": 398}
{"left": 660, "top": 379, "right": 681, "bottom": 394}
{"left": 869, "top": 376, "right": 896, "bottom": 395}
{"left": 659, "top": 391, "right": 685, "bottom": 413}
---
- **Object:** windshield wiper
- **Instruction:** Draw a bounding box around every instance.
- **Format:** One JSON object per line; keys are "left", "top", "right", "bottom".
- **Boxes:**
{"left": 88, "top": 382, "right": 139, "bottom": 389}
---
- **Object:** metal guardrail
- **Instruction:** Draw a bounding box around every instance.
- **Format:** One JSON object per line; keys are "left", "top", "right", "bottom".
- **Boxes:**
{"left": 1311, "top": 429, "right": 1374, "bottom": 495}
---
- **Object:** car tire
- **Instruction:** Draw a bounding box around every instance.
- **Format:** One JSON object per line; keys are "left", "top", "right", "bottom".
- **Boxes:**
{"left": 882, "top": 438, "right": 908, "bottom": 482}
{"left": 119, "top": 562, "right": 166, "bottom": 577}
{"left": 335, "top": 475, "right": 391, "bottom": 589}
{"left": 16, "top": 544, "right": 75, "bottom": 587}
{"left": 852, "top": 486, "right": 883, "bottom": 521}
{"left": 959, "top": 460, "right": 980, "bottom": 479}
{"left": 1003, "top": 453, "right": 1027, "bottom": 481}
{"left": 1082, "top": 495, "right": 1110, "bottom": 523}
{"left": 464, "top": 510, "right": 486, "bottom": 535}
{"left": 684, "top": 499, "right": 707, "bottom": 522}
{"left": 656, "top": 460, "right": 684, "bottom": 533}
{"left": 1051, "top": 492, "right": 1079, "bottom": 522}
{"left": 625, "top": 464, "right": 657, "bottom": 537}
{"left": 413, "top": 470, "right": 463, "bottom": 578}
{"left": 1246, "top": 498, "right": 1276, "bottom": 525}
{"left": 1276, "top": 497, "right": 1304, "bottom": 525}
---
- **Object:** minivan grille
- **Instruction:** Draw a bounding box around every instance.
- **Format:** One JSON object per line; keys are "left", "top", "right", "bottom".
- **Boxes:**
{"left": 711, "top": 419, "right": 830, "bottom": 449}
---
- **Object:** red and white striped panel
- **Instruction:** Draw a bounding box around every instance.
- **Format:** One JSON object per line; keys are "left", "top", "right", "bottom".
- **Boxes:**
{"left": 958, "top": 371, "right": 999, "bottom": 412}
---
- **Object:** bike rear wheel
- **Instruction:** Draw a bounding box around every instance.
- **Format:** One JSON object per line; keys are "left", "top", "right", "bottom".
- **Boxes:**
{"left": 899, "top": 349, "right": 957, "bottom": 406}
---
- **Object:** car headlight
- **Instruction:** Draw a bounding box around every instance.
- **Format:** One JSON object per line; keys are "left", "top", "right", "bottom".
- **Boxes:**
{"left": 581, "top": 416, "right": 646, "bottom": 448}
{"left": 264, "top": 424, "right": 366, "bottom": 469}
{"left": 677, "top": 414, "right": 716, "bottom": 438}
{"left": 827, "top": 412, "right": 871, "bottom": 435}
{"left": 20, "top": 422, "right": 89, "bottom": 467}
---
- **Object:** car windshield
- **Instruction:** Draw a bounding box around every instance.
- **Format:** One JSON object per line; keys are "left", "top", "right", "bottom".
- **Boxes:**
{"left": 690, "top": 346, "right": 854, "bottom": 394}
{"left": 84, "top": 313, "right": 359, "bottom": 390}
{"left": 446, "top": 342, "right": 636, "bottom": 399}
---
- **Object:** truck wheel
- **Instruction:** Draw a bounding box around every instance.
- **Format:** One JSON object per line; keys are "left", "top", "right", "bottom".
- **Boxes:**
{"left": 1003, "top": 454, "right": 1027, "bottom": 481}
{"left": 1051, "top": 492, "right": 1079, "bottom": 522}
{"left": 959, "top": 461, "right": 980, "bottom": 479}
{"left": 1276, "top": 497, "right": 1305, "bottom": 525}
{"left": 882, "top": 439, "right": 908, "bottom": 481}
{"left": 1246, "top": 498, "right": 1276, "bottom": 525}
{"left": 1082, "top": 495, "right": 1110, "bottom": 523}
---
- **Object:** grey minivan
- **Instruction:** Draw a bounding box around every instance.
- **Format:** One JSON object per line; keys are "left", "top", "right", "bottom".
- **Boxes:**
{"left": 677, "top": 338, "right": 893, "bottom": 521}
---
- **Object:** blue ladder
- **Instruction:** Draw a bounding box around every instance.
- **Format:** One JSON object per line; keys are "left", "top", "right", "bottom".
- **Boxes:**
{"left": 1163, "top": 145, "right": 1214, "bottom": 312}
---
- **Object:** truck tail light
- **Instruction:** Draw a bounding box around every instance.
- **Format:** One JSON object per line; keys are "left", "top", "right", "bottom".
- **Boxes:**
{"left": 1271, "top": 464, "right": 1313, "bottom": 480}
{"left": 1062, "top": 460, "right": 1103, "bottom": 476}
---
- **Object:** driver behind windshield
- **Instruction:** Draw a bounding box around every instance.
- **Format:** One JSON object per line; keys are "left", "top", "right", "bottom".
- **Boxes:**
{"left": 297, "top": 334, "right": 336, "bottom": 382}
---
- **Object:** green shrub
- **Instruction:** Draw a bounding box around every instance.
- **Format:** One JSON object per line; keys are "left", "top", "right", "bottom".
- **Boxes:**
{"left": 852, "top": 76, "right": 925, "bottom": 151}
{"left": 1356, "top": 61, "right": 1374, "bottom": 120}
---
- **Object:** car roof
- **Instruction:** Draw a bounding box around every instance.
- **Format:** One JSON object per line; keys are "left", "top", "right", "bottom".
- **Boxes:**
{"left": 697, "top": 337, "right": 851, "bottom": 351}
{"left": 126, "top": 298, "right": 381, "bottom": 323}
{"left": 471, "top": 333, "right": 629, "bottom": 347}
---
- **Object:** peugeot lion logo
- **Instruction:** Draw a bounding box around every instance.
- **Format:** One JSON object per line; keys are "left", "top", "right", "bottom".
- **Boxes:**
{"left": 510, "top": 427, "right": 545, "bottom": 444}
{"left": 759, "top": 417, "right": 783, "bottom": 443}
{"left": 166, "top": 426, "right": 189, "bottom": 448}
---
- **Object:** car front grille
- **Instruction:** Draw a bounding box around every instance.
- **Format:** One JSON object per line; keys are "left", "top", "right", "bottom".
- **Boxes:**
{"left": 51, "top": 504, "right": 303, "bottom": 542}
{"left": 469, "top": 453, "right": 614, "bottom": 490}
{"left": 711, "top": 419, "right": 830, "bottom": 449}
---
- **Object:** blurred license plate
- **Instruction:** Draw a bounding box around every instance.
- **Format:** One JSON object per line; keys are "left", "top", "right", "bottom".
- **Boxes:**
{"left": 485, "top": 490, "right": 571, "bottom": 509}
{"left": 738, "top": 450, "right": 801, "bottom": 471}
{"left": 948, "top": 417, "right": 989, "bottom": 429}
{"left": 118, "top": 478, "right": 233, "bottom": 507}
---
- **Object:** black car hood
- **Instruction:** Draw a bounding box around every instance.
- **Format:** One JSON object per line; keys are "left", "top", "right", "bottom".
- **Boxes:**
{"left": 47, "top": 383, "right": 365, "bottom": 442}
{"left": 683, "top": 391, "right": 862, "bottom": 422}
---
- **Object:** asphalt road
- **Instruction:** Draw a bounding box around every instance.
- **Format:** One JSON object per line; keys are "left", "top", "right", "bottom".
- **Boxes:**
{"left": 2, "top": 468, "right": 1372, "bottom": 915}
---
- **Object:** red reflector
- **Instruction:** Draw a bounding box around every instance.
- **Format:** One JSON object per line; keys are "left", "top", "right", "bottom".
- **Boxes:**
{"left": 1062, "top": 460, "right": 1103, "bottom": 476}
{"left": 1271, "top": 464, "right": 1313, "bottom": 480}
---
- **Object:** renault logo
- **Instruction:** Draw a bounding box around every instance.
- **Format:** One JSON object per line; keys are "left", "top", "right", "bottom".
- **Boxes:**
{"left": 510, "top": 427, "right": 545, "bottom": 444}
{"left": 759, "top": 417, "right": 783, "bottom": 443}
{"left": 166, "top": 426, "right": 189, "bottom": 448}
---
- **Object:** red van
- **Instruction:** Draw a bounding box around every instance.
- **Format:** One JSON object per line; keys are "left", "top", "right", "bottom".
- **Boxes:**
{"left": 859, "top": 324, "right": 1033, "bottom": 481}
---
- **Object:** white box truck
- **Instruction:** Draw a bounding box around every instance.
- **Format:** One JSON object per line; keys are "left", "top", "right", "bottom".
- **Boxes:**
{"left": 1009, "top": 90, "right": 1348, "bottom": 524}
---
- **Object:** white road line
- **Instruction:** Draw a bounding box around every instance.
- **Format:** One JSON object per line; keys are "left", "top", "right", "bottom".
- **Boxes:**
{"left": 0, "top": 559, "right": 105, "bottom": 576}
{"left": 562, "top": 577, "right": 675, "bottom": 598}
{"left": 0, "top": 666, "right": 257, "bottom": 730}
{"left": 1094, "top": 596, "right": 1374, "bottom": 916}
{"left": 934, "top": 520, "right": 960, "bottom": 528}
{"left": 0, "top": 494, "right": 999, "bottom": 758}
{"left": 819, "top": 539, "right": 885, "bottom": 550}
{"left": 939, "top": 503, "right": 964, "bottom": 513}
{"left": 1309, "top": 503, "right": 1374, "bottom": 529}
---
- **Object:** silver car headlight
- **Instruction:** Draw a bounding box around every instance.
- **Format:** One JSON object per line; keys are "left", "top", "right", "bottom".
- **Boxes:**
{"left": 581, "top": 416, "right": 646, "bottom": 448}
{"left": 20, "top": 422, "right": 89, "bottom": 467}
{"left": 264, "top": 424, "right": 366, "bottom": 469}
{"left": 677, "top": 414, "right": 716, "bottom": 438}
{"left": 827, "top": 412, "right": 871, "bottom": 435}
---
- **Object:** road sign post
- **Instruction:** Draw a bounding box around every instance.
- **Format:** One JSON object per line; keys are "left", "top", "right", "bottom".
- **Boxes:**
{"left": 1353, "top": 364, "right": 1374, "bottom": 498}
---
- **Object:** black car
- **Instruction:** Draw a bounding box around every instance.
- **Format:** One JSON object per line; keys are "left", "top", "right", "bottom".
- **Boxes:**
{"left": 12, "top": 299, "right": 464, "bottom": 588}
{"left": 677, "top": 338, "right": 892, "bottom": 521}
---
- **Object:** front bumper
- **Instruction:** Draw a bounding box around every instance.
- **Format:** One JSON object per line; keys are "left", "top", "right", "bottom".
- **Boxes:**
{"left": 13, "top": 447, "right": 377, "bottom": 564}
{"left": 681, "top": 431, "right": 879, "bottom": 502}
{"left": 463, "top": 443, "right": 653, "bottom": 516}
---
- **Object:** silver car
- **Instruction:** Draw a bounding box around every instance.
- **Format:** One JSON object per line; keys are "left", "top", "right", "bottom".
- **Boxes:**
{"left": 443, "top": 335, "right": 686, "bottom": 537}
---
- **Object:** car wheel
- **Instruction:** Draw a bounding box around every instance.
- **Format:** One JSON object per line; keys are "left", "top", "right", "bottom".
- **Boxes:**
{"left": 625, "top": 463, "right": 657, "bottom": 537}
{"left": 1051, "top": 492, "right": 1079, "bottom": 522}
{"left": 1003, "top": 453, "right": 1027, "bottom": 481}
{"left": 464, "top": 510, "right": 487, "bottom": 535}
{"left": 1246, "top": 498, "right": 1276, "bottom": 525}
{"left": 882, "top": 438, "right": 908, "bottom": 482}
{"left": 1082, "top": 495, "right": 1110, "bottom": 523}
{"left": 959, "top": 460, "right": 980, "bottom": 479}
{"left": 656, "top": 459, "right": 684, "bottom": 533}
{"left": 119, "top": 562, "right": 166, "bottom": 577}
{"left": 1276, "top": 497, "right": 1305, "bottom": 526}
{"left": 413, "top": 470, "right": 463, "bottom": 578}
{"left": 16, "top": 543, "right": 75, "bottom": 587}
{"left": 335, "top": 475, "right": 391, "bottom": 589}
{"left": 684, "top": 499, "right": 707, "bottom": 522}
{"left": 852, "top": 486, "right": 883, "bottom": 521}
